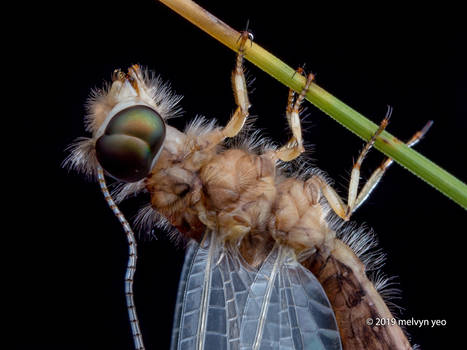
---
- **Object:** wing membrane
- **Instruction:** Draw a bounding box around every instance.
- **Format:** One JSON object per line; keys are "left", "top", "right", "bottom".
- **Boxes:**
{"left": 171, "top": 232, "right": 341, "bottom": 350}
{"left": 171, "top": 240, "right": 198, "bottom": 348}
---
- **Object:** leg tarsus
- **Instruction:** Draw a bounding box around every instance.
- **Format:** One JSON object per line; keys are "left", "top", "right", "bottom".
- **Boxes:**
{"left": 349, "top": 119, "right": 433, "bottom": 215}
{"left": 346, "top": 109, "right": 392, "bottom": 218}
{"left": 274, "top": 70, "right": 314, "bottom": 162}
{"left": 314, "top": 112, "right": 432, "bottom": 222}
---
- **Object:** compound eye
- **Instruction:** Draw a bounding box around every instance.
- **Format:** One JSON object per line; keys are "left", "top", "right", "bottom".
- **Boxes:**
{"left": 96, "top": 105, "right": 166, "bottom": 182}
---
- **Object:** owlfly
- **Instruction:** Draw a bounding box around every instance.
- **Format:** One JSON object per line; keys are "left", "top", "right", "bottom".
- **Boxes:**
{"left": 65, "top": 30, "right": 432, "bottom": 350}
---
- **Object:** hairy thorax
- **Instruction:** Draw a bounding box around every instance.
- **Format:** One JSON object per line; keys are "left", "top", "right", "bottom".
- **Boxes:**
{"left": 145, "top": 125, "right": 335, "bottom": 264}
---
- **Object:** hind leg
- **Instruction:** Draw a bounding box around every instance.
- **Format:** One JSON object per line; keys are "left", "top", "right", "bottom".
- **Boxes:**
{"left": 312, "top": 114, "right": 432, "bottom": 220}
{"left": 347, "top": 119, "right": 433, "bottom": 217}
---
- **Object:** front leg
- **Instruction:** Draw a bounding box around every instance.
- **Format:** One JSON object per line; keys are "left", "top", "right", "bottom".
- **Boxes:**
{"left": 203, "top": 31, "right": 252, "bottom": 148}
{"left": 223, "top": 31, "right": 251, "bottom": 137}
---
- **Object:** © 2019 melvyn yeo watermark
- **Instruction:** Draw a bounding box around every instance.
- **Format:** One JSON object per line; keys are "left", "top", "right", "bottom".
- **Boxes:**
{"left": 366, "top": 318, "right": 447, "bottom": 328}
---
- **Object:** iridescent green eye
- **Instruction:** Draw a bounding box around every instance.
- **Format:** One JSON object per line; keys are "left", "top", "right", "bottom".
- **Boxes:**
{"left": 96, "top": 105, "right": 166, "bottom": 182}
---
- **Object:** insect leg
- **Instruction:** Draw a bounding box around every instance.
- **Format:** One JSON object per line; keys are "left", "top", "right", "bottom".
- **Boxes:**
{"left": 313, "top": 111, "right": 432, "bottom": 221}
{"left": 200, "top": 32, "right": 252, "bottom": 150}
{"left": 274, "top": 69, "right": 314, "bottom": 161}
{"left": 309, "top": 175, "right": 348, "bottom": 219}
{"left": 350, "top": 119, "right": 433, "bottom": 215}
{"left": 221, "top": 31, "right": 252, "bottom": 139}
{"left": 345, "top": 108, "right": 392, "bottom": 218}
{"left": 307, "top": 110, "right": 391, "bottom": 221}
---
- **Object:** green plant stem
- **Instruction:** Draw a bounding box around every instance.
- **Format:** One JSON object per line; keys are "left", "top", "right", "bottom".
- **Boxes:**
{"left": 158, "top": 0, "right": 467, "bottom": 209}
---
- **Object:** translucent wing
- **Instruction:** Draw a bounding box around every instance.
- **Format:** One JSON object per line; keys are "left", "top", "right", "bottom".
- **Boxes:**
{"left": 171, "top": 232, "right": 342, "bottom": 350}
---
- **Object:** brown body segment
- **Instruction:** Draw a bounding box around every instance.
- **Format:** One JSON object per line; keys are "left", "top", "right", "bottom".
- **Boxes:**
{"left": 308, "top": 243, "right": 412, "bottom": 350}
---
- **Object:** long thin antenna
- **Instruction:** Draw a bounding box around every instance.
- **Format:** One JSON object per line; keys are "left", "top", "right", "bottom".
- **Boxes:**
{"left": 97, "top": 166, "right": 145, "bottom": 350}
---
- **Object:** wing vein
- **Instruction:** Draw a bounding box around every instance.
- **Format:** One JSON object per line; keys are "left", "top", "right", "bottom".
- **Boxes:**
{"left": 252, "top": 244, "right": 282, "bottom": 350}
{"left": 196, "top": 232, "right": 216, "bottom": 350}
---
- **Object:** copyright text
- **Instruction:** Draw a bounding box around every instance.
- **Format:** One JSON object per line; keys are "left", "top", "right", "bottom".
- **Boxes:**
{"left": 366, "top": 317, "right": 447, "bottom": 328}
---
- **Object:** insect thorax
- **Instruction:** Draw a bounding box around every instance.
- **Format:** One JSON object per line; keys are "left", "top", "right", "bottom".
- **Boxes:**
{"left": 66, "top": 65, "right": 336, "bottom": 266}
{"left": 145, "top": 121, "right": 335, "bottom": 265}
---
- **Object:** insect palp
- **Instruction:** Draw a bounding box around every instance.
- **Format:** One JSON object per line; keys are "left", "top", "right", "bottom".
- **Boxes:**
{"left": 112, "top": 68, "right": 126, "bottom": 82}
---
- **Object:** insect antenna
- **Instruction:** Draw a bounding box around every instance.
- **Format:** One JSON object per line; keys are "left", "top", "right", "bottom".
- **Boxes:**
{"left": 96, "top": 166, "right": 145, "bottom": 350}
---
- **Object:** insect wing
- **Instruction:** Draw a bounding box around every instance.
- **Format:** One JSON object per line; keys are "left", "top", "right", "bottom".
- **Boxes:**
{"left": 171, "top": 233, "right": 341, "bottom": 350}
{"left": 171, "top": 234, "right": 256, "bottom": 350}
{"left": 240, "top": 248, "right": 342, "bottom": 350}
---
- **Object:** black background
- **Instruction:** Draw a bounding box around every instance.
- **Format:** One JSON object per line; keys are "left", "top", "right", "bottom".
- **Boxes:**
{"left": 9, "top": 0, "right": 465, "bottom": 349}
